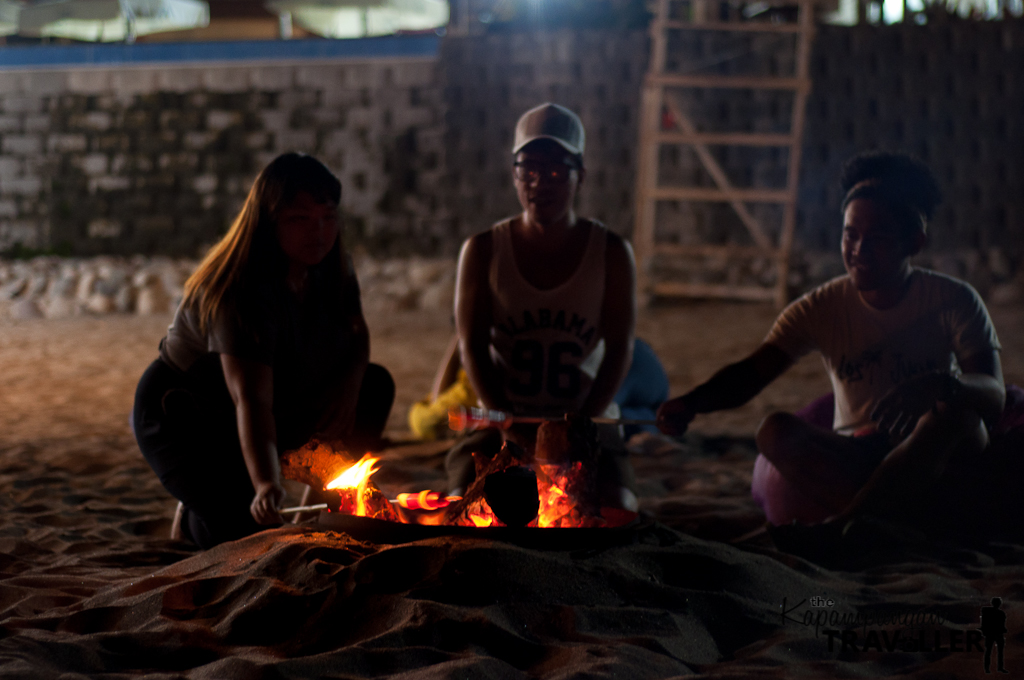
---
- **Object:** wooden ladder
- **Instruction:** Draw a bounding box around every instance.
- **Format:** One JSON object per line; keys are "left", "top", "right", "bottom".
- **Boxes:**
{"left": 633, "top": 0, "right": 817, "bottom": 309}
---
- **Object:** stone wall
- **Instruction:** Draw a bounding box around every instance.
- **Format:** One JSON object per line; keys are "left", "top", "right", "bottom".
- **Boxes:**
{"left": 439, "top": 29, "right": 647, "bottom": 238}
{"left": 799, "top": 16, "right": 1024, "bottom": 261}
{"left": 437, "top": 18, "right": 1023, "bottom": 292}
{"left": 0, "top": 253, "right": 458, "bottom": 320}
{"left": 0, "top": 54, "right": 447, "bottom": 257}
{"left": 1, "top": 18, "right": 1022, "bottom": 275}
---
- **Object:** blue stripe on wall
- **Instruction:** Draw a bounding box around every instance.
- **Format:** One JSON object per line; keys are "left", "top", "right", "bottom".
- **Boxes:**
{"left": 0, "top": 35, "right": 440, "bottom": 69}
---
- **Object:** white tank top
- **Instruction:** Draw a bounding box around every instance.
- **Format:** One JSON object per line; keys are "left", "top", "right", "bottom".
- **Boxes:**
{"left": 488, "top": 218, "right": 607, "bottom": 417}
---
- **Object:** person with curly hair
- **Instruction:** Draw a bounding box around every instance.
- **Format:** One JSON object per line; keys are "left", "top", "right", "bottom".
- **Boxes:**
{"left": 657, "top": 151, "right": 1004, "bottom": 530}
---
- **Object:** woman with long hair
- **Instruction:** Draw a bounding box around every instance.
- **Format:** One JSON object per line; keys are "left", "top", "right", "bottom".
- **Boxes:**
{"left": 133, "top": 153, "right": 393, "bottom": 548}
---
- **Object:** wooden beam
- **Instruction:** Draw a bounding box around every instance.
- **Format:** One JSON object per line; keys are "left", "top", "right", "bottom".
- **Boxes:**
{"left": 656, "top": 131, "right": 795, "bottom": 147}
{"left": 663, "top": 92, "right": 771, "bottom": 249}
{"left": 651, "top": 281, "right": 777, "bottom": 302}
{"left": 650, "top": 186, "right": 792, "bottom": 203}
{"left": 648, "top": 73, "right": 809, "bottom": 91}
{"left": 774, "top": 0, "right": 817, "bottom": 309}
{"left": 633, "top": 0, "right": 671, "bottom": 305}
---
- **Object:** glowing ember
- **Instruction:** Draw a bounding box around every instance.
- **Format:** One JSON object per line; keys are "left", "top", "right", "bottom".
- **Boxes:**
{"left": 464, "top": 498, "right": 499, "bottom": 527}
{"left": 535, "top": 462, "right": 599, "bottom": 528}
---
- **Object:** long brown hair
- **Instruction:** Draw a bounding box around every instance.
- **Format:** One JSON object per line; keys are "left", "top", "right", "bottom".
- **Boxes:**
{"left": 183, "top": 153, "right": 343, "bottom": 332}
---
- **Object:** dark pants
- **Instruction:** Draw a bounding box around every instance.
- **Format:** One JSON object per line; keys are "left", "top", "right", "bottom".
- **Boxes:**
{"left": 133, "top": 357, "right": 394, "bottom": 548}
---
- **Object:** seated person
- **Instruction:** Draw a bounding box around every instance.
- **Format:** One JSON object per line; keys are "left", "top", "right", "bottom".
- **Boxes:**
{"left": 133, "top": 153, "right": 394, "bottom": 548}
{"left": 657, "top": 151, "right": 1004, "bottom": 531}
{"left": 449, "top": 103, "right": 639, "bottom": 509}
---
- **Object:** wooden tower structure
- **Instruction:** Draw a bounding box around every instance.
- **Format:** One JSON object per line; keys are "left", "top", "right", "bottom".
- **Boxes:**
{"left": 633, "top": 0, "right": 818, "bottom": 308}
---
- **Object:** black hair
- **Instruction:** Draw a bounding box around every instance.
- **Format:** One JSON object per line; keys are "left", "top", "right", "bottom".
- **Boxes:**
{"left": 839, "top": 151, "right": 942, "bottom": 239}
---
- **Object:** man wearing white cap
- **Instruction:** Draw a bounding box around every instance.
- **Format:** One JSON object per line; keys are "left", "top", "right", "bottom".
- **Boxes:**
{"left": 448, "top": 103, "right": 639, "bottom": 510}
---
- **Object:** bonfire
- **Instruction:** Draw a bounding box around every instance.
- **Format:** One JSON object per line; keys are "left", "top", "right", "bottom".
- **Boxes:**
{"left": 279, "top": 416, "right": 630, "bottom": 530}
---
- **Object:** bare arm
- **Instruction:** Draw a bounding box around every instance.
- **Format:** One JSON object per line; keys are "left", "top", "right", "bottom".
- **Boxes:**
{"left": 657, "top": 342, "right": 794, "bottom": 435}
{"left": 957, "top": 350, "right": 1005, "bottom": 425}
{"left": 579, "top": 233, "right": 637, "bottom": 418}
{"left": 843, "top": 348, "right": 1004, "bottom": 519}
{"left": 870, "top": 349, "right": 1005, "bottom": 440}
{"left": 455, "top": 232, "right": 512, "bottom": 411}
{"left": 221, "top": 354, "right": 284, "bottom": 525}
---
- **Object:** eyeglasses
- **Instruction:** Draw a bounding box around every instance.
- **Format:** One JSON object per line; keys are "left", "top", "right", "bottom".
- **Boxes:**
{"left": 513, "top": 161, "right": 576, "bottom": 184}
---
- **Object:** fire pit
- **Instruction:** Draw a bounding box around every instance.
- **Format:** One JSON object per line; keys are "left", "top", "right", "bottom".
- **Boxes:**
{"left": 316, "top": 512, "right": 641, "bottom": 551}
{"left": 280, "top": 417, "right": 639, "bottom": 548}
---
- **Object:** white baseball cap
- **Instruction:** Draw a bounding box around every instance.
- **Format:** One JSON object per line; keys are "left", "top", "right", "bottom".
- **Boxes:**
{"left": 512, "top": 103, "right": 586, "bottom": 157}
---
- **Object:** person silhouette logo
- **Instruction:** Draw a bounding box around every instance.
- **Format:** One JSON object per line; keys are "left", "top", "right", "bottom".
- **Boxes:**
{"left": 979, "top": 597, "right": 1009, "bottom": 674}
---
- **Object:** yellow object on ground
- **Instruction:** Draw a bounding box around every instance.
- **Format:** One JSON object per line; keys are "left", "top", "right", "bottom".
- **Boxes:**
{"left": 408, "top": 369, "right": 478, "bottom": 440}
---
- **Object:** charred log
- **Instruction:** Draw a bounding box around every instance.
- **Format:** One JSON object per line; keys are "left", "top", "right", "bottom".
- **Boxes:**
{"left": 484, "top": 466, "right": 540, "bottom": 528}
{"left": 444, "top": 439, "right": 529, "bottom": 526}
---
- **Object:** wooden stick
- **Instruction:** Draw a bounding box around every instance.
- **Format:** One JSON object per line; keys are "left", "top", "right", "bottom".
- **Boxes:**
{"left": 280, "top": 503, "right": 329, "bottom": 515}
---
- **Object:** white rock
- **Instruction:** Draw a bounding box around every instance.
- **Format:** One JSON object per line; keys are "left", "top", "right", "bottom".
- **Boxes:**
{"left": 0, "top": 277, "right": 26, "bottom": 300}
{"left": 46, "top": 274, "right": 77, "bottom": 300}
{"left": 76, "top": 271, "right": 97, "bottom": 302}
{"left": 114, "top": 285, "right": 134, "bottom": 313}
{"left": 132, "top": 269, "right": 158, "bottom": 288}
{"left": 407, "top": 259, "right": 448, "bottom": 289}
{"left": 159, "top": 268, "right": 184, "bottom": 300}
{"left": 95, "top": 266, "right": 128, "bottom": 296}
{"left": 136, "top": 285, "right": 170, "bottom": 315}
{"left": 419, "top": 276, "right": 455, "bottom": 311}
{"left": 85, "top": 292, "right": 114, "bottom": 314}
{"left": 10, "top": 298, "right": 42, "bottom": 319}
{"left": 25, "top": 274, "right": 48, "bottom": 298}
{"left": 42, "top": 296, "right": 77, "bottom": 319}
{"left": 381, "top": 260, "right": 407, "bottom": 279}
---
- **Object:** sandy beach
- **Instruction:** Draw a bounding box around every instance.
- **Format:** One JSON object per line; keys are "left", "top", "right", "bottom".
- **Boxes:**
{"left": 1, "top": 300, "right": 1023, "bottom": 678}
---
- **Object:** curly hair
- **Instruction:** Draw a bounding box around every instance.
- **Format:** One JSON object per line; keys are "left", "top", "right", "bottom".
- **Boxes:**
{"left": 839, "top": 151, "right": 943, "bottom": 240}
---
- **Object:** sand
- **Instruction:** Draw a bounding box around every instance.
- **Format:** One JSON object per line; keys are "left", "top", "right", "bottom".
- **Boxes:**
{"left": 1, "top": 301, "right": 1023, "bottom": 678}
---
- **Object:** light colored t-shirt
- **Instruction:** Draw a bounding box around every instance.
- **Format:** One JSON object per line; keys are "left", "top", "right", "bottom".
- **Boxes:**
{"left": 764, "top": 269, "right": 1001, "bottom": 435}
{"left": 487, "top": 217, "right": 608, "bottom": 418}
{"left": 160, "top": 261, "right": 362, "bottom": 449}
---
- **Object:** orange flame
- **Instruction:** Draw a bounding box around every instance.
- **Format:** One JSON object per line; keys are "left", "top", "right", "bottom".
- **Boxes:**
{"left": 325, "top": 453, "right": 380, "bottom": 516}
{"left": 535, "top": 463, "right": 589, "bottom": 528}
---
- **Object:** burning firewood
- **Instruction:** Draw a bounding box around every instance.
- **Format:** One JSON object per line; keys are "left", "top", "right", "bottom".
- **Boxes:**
{"left": 535, "top": 415, "right": 603, "bottom": 524}
{"left": 444, "top": 416, "right": 606, "bottom": 528}
{"left": 443, "top": 439, "right": 532, "bottom": 527}
{"left": 280, "top": 440, "right": 399, "bottom": 523}
{"left": 279, "top": 438, "right": 352, "bottom": 491}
